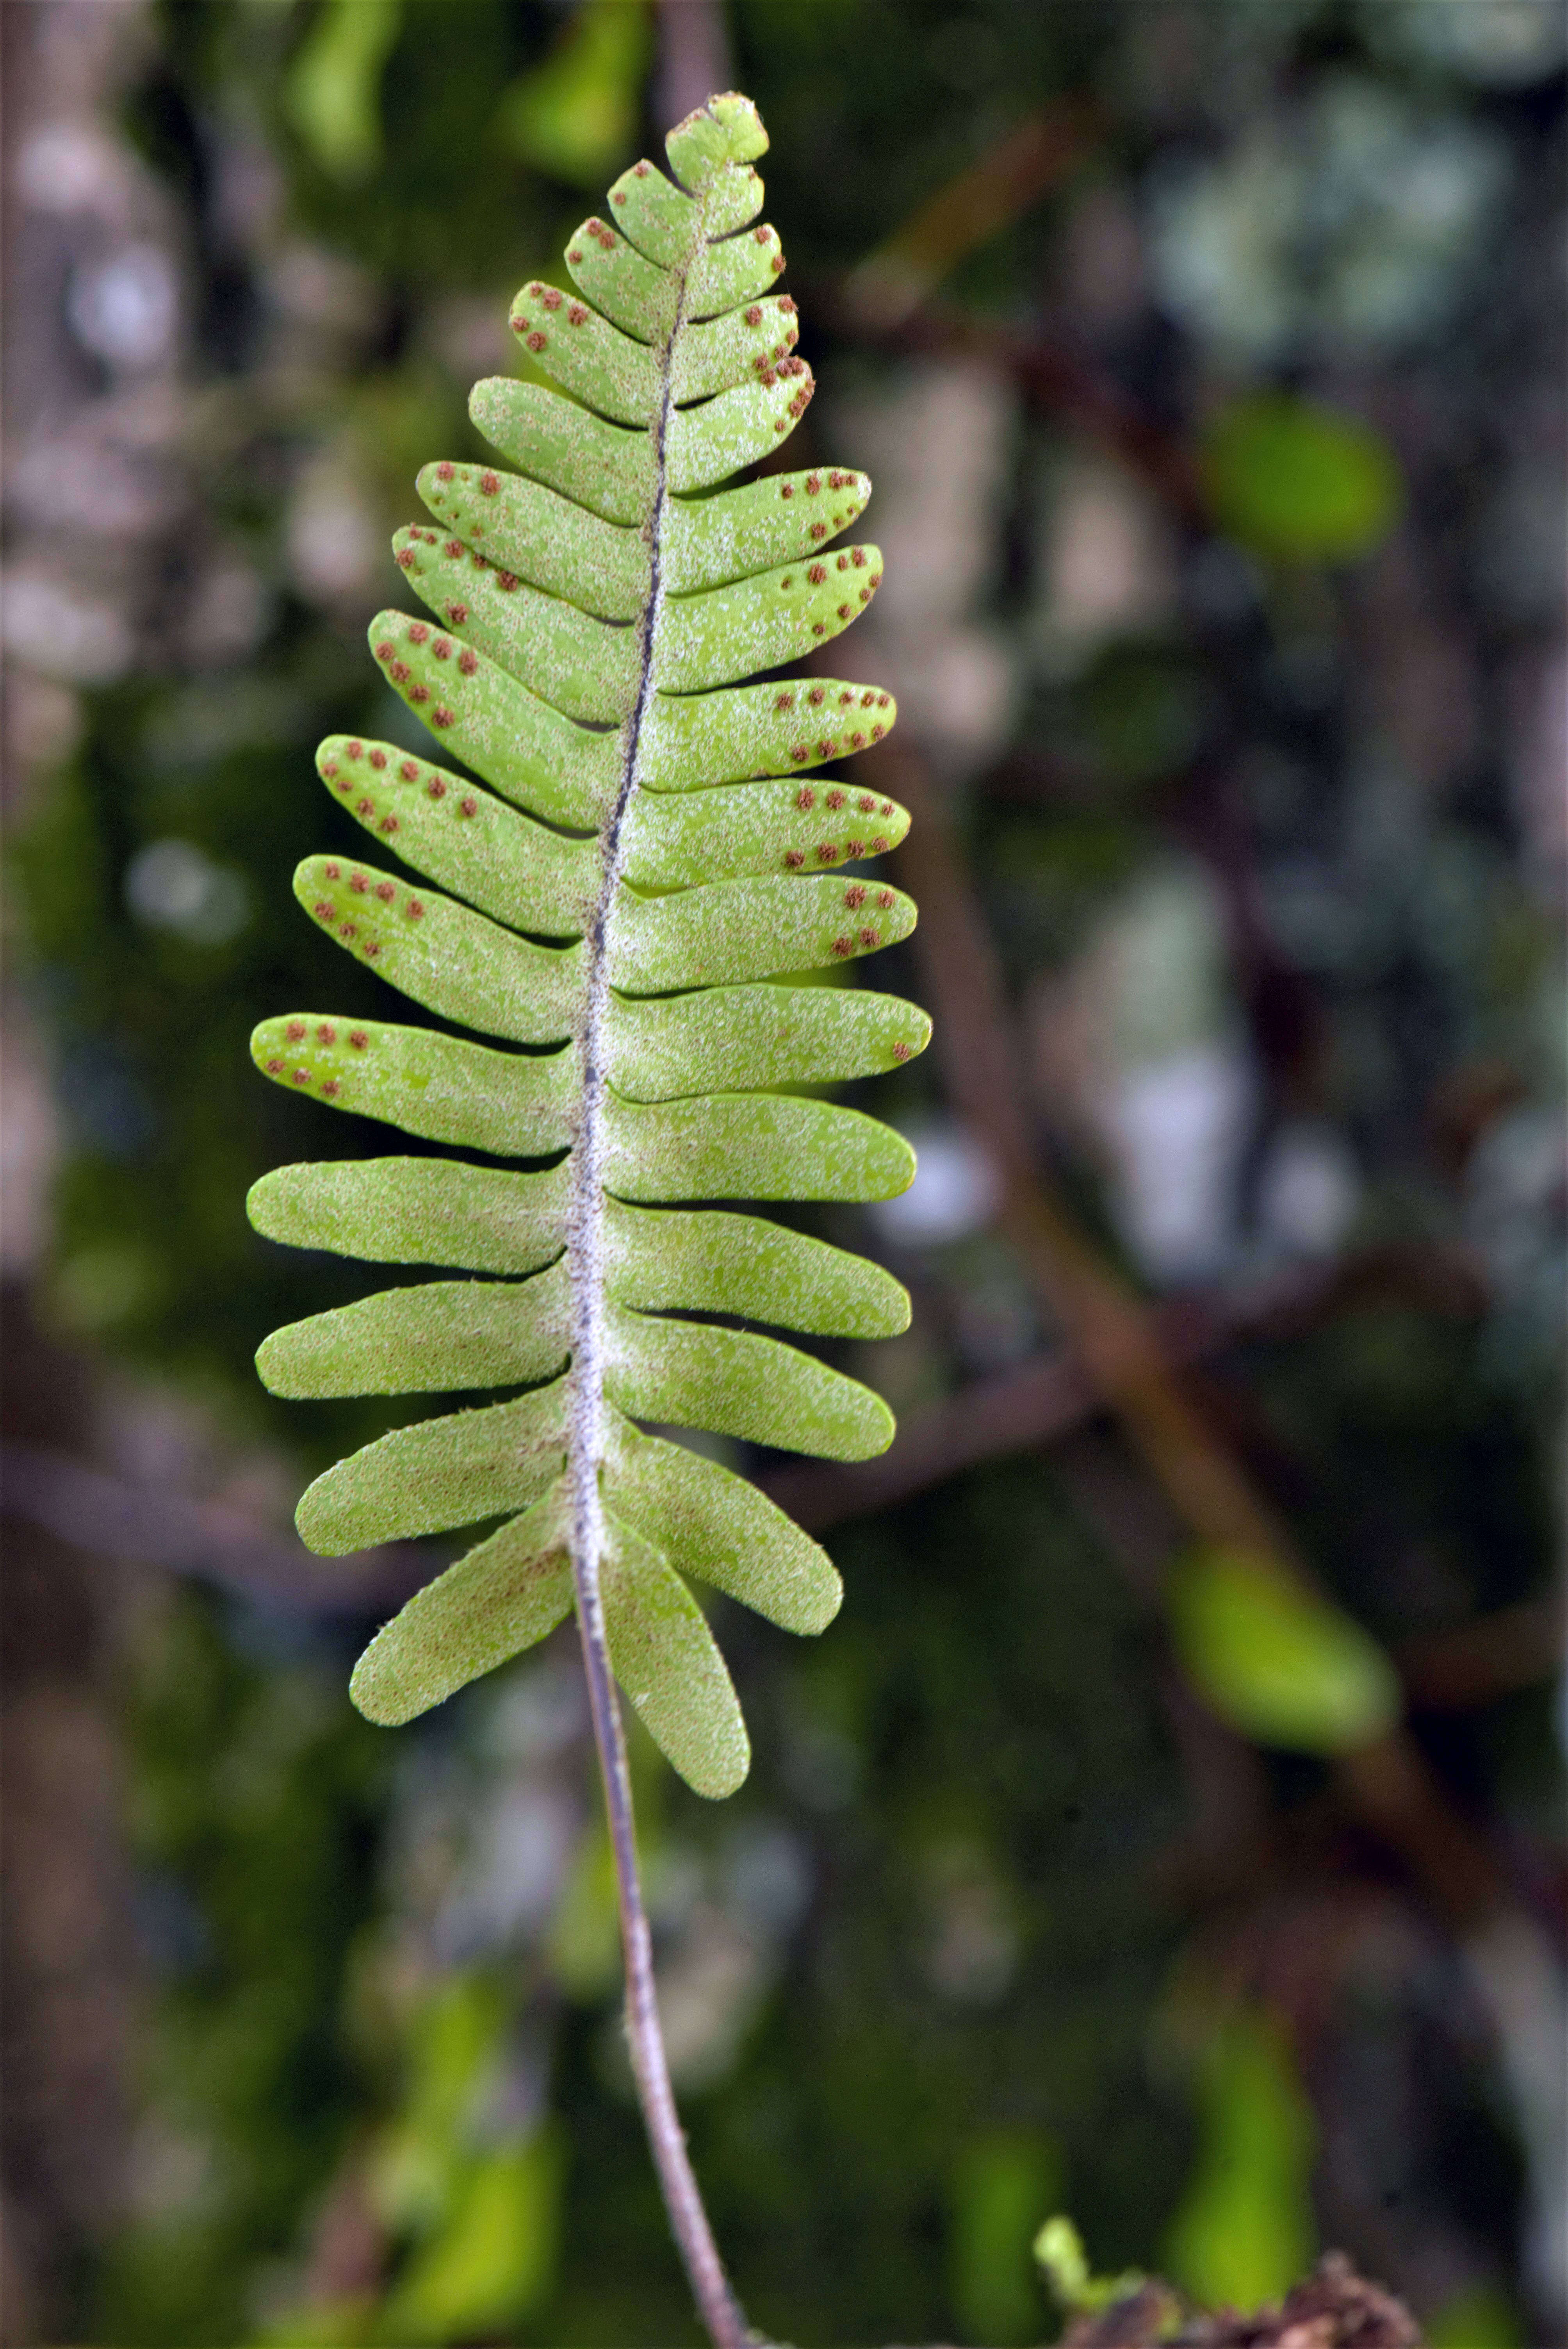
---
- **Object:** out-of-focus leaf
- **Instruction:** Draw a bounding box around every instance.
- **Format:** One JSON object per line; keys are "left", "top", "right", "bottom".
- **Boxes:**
{"left": 1033, "top": 2212, "right": 1149, "bottom": 2318}
{"left": 1201, "top": 394, "right": 1402, "bottom": 562}
{"left": 947, "top": 2130, "right": 1060, "bottom": 2345}
{"left": 1169, "top": 1547, "right": 1401, "bottom": 1754}
{"left": 376, "top": 2132, "right": 562, "bottom": 2343}
{"left": 286, "top": 0, "right": 403, "bottom": 185}
{"left": 371, "top": 1973, "right": 505, "bottom": 2233}
{"left": 497, "top": 0, "right": 651, "bottom": 188}
{"left": 1162, "top": 2009, "right": 1316, "bottom": 2313}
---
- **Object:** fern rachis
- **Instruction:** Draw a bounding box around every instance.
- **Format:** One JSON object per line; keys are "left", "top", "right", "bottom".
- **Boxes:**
{"left": 248, "top": 91, "right": 926, "bottom": 2342}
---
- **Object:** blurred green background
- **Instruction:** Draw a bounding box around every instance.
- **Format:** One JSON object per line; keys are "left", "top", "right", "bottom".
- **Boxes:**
{"left": 2, "top": 4, "right": 1563, "bottom": 2345}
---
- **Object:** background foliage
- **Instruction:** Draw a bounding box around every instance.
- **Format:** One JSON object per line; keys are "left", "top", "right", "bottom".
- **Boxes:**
{"left": 2, "top": 4, "right": 1562, "bottom": 2346}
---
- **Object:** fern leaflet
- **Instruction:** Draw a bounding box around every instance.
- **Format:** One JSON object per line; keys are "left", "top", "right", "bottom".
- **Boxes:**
{"left": 248, "top": 91, "right": 927, "bottom": 1802}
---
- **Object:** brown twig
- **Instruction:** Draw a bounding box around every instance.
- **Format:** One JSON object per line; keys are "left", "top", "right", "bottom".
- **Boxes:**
{"left": 814, "top": 289, "right": 1207, "bottom": 521}
{"left": 0, "top": 1441, "right": 426, "bottom": 1615}
{"left": 762, "top": 1246, "right": 1484, "bottom": 1538}
{"left": 843, "top": 100, "right": 1105, "bottom": 329}
{"left": 878, "top": 740, "right": 1509, "bottom": 1930}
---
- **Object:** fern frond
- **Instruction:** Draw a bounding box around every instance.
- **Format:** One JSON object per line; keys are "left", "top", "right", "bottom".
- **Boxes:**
{"left": 248, "top": 91, "right": 928, "bottom": 1804}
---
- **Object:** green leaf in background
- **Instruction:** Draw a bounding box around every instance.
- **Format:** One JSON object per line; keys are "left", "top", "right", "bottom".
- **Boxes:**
{"left": 1201, "top": 392, "right": 1402, "bottom": 562}
{"left": 355, "top": 1972, "right": 561, "bottom": 2342}
{"left": 497, "top": 0, "right": 651, "bottom": 188}
{"left": 1169, "top": 1547, "right": 1401, "bottom": 1754}
{"left": 1032, "top": 2213, "right": 1147, "bottom": 2319}
{"left": 286, "top": 0, "right": 403, "bottom": 185}
{"left": 377, "top": 2135, "right": 561, "bottom": 2345}
{"left": 1162, "top": 2009, "right": 1317, "bottom": 2315}
{"left": 946, "top": 2130, "right": 1060, "bottom": 2346}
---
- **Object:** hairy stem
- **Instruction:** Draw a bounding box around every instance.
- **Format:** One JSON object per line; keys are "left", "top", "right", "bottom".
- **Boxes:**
{"left": 563, "top": 248, "right": 750, "bottom": 2349}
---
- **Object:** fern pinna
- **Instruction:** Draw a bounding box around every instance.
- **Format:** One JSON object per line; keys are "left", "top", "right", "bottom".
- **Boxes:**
{"left": 246, "top": 90, "right": 925, "bottom": 2338}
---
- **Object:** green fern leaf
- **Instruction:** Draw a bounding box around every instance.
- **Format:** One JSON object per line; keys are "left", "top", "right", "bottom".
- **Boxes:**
{"left": 248, "top": 90, "right": 928, "bottom": 1803}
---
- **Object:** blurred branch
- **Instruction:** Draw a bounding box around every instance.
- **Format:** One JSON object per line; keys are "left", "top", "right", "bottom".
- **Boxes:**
{"left": 762, "top": 1243, "right": 1483, "bottom": 1536}
{"left": 655, "top": 0, "right": 732, "bottom": 135}
{"left": 0, "top": 1443, "right": 424, "bottom": 1617}
{"left": 815, "top": 287, "right": 1206, "bottom": 520}
{"left": 809, "top": 87, "right": 1206, "bottom": 515}
{"left": 845, "top": 100, "right": 1103, "bottom": 329}
{"left": 1398, "top": 1597, "right": 1565, "bottom": 1710}
{"left": 878, "top": 740, "right": 1514, "bottom": 1931}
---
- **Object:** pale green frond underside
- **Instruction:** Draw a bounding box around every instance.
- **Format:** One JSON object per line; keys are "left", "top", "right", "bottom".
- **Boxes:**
{"left": 248, "top": 89, "right": 927, "bottom": 1796}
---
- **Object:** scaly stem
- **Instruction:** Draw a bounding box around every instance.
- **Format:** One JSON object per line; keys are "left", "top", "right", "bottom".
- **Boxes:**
{"left": 563, "top": 235, "right": 750, "bottom": 2349}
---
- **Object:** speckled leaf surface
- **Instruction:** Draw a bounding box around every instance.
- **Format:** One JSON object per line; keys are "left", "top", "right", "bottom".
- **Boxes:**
{"left": 661, "top": 466, "right": 869, "bottom": 594}
{"left": 258, "top": 1263, "right": 569, "bottom": 1399}
{"left": 250, "top": 91, "right": 929, "bottom": 1794}
{"left": 604, "top": 980, "right": 930, "bottom": 1099}
{"left": 638, "top": 676, "right": 898, "bottom": 790}
{"left": 249, "top": 1016, "right": 574, "bottom": 1153}
{"left": 621, "top": 774, "right": 910, "bottom": 888}
{"left": 601, "top": 1513, "right": 749, "bottom": 1799}
{"left": 247, "top": 1158, "right": 568, "bottom": 1273}
{"left": 467, "top": 377, "right": 655, "bottom": 524}
{"left": 603, "top": 1202, "right": 909, "bottom": 1337}
{"left": 350, "top": 1486, "right": 575, "bottom": 1727}
{"left": 298, "top": 1383, "right": 569, "bottom": 1553}
{"left": 314, "top": 736, "right": 597, "bottom": 928}
{"left": 392, "top": 536, "right": 641, "bottom": 723}
{"left": 605, "top": 1414, "right": 840, "bottom": 1634}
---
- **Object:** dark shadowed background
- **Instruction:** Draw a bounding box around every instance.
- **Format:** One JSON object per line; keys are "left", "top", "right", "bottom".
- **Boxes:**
{"left": 2, "top": 3, "right": 1563, "bottom": 2344}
